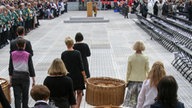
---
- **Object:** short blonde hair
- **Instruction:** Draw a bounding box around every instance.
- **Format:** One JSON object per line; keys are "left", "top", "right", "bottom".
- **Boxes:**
{"left": 148, "top": 61, "right": 166, "bottom": 87}
{"left": 48, "top": 58, "right": 68, "bottom": 76}
{"left": 133, "top": 41, "right": 145, "bottom": 51}
{"left": 65, "top": 37, "right": 74, "bottom": 48}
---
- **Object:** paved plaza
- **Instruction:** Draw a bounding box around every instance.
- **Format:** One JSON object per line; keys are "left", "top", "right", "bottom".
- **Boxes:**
{"left": 0, "top": 10, "right": 192, "bottom": 108}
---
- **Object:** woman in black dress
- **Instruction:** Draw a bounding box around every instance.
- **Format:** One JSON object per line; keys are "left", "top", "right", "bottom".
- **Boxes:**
{"left": 61, "top": 37, "right": 86, "bottom": 108}
{"left": 73, "top": 32, "right": 91, "bottom": 78}
{"left": 43, "top": 58, "right": 76, "bottom": 108}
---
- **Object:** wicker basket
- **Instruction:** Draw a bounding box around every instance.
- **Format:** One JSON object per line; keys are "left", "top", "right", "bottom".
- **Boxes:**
{"left": 86, "top": 77, "right": 126, "bottom": 106}
{"left": 94, "top": 105, "right": 122, "bottom": 108}
{"left": 0, "top": 78, "right": 11, "bottom": 108}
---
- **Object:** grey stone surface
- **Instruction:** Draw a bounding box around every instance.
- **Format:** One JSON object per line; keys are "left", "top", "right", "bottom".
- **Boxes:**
{"left": 68, "top": 2, "right": 79, "bottom": 11}
{"left": 0, "top": 10, "right": 192, "bottom": 108}
{"left": 64, "top": 17, "right": 109, "bottom": 23}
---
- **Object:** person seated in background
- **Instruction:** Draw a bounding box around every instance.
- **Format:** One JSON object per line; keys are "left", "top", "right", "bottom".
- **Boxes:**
{"left": 30, "top": 85, "right": 51, "bottom": 108}
{"left": 151, "top": 76, "right": 185, "bottom": 108}
{"left": 137, "top": 61, "right": 166, "bottom": 108}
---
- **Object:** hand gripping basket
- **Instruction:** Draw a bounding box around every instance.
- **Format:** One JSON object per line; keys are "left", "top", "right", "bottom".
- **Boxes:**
{"left": 86, "top": 77, "right": 126, "bottom": 106}
{"left": 0, "top": 78, "right": 11, "bottom": 108}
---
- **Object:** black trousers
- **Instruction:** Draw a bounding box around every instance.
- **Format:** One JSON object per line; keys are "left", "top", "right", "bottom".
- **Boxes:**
{"left": 12, "top": 78, "right": 30, "bottom": 108}
{"left": 0, "top": 32, "right": 3, "bottom": 47}
{"left": 2, "top": 31, "right": 9, "bottom": 44}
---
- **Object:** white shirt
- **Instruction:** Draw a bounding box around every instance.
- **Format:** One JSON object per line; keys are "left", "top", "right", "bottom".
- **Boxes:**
{"left": 136, "top": 79, "right": 157, "bottom": 108}
{"left": 36, "top": 100, "right": 48, "bottom": 104}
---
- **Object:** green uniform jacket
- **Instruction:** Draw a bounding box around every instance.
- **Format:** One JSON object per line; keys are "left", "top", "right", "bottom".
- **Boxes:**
{"left": 12, "top": 11, "right": 19, "bottom": 26}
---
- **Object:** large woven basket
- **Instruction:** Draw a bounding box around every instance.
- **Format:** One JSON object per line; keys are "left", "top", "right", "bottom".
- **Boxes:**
{"left": 94, "top": 105, "right": 122, "bottom": 108}
{"left": 86, "top": 77, "right": 126, "bottom": 106}
{"left": 0, "top": 78, "right": 11, "bottom": 108}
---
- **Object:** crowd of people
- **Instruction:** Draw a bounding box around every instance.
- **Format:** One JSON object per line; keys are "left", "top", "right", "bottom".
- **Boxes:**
{"left": 0, "top": 0, "right": 67, "bottom": 49}
{"left": 153, "top": 0, "right": 192, "bottom": 20}
{"left": 115, "top": 0, "right": 192, "bottom": 20}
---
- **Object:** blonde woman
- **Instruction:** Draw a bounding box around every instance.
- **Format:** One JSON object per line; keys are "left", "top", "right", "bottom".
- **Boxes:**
{"left": 124, "top": 41, "right": 150, "bottom": 108}
{"left": 43, "top": 58, "right": 76, "bottom": 108}
{"left": 136, "top": 61, "right": 166, "bottom": 108}
{"left": 61, "top": 37, "right": 86, "bottom": 108}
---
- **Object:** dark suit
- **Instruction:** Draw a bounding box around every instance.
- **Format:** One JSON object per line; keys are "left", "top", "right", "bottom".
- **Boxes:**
{"left": 34, "top": 102, "right": 52, "bottom": 108}
{"left": 0, "top": 85, "right": 11, "bottom": 108}
{"left": 151, "top": 101, "right": 185, "bottom": 108}
{"left": 10, "top": 36, "right": 33, "bottom": 56}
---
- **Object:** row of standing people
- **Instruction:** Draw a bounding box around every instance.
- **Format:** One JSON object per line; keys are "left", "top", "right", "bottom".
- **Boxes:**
{"left": 117, "top": 0, "right": 148, "bottom": 18}
{"left": 153, "top": 0, "right": 192, "bottom": 20}
{"left": 37, "top": 0, "right": 68, "bottom": 19}
{"left": 0, "top": 1, "right": 40, "bottom": 49}
{"left": 0, "top": 0, "right": 68, "bottom": 49}
{"left": 118, "top": 0, "right": 192, "bottom": 20}
{"left": 123, "top": 41, "right": 185, "bottom": 108}
{"left": 1, "top": 26, "right": 91, "bottom": 108}
{"left": 30, "top": 32, "right": 91, "bottom": 108}
{"left": 31, "top": 39, "right": 185, "bottom": 108}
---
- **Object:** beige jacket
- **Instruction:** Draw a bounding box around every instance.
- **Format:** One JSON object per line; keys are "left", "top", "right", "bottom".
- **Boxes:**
{"left": 126, "top": 53, "right": 149, "bottom": 83}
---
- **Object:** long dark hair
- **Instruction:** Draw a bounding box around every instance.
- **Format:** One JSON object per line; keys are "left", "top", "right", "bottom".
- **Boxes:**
{"left": 156, "top": 76, "right": 178, "bottom": 108}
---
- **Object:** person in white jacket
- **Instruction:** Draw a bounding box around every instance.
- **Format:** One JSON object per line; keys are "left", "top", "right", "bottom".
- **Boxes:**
{"left": 136, "top": 61, "right": 166, "bottom": 108}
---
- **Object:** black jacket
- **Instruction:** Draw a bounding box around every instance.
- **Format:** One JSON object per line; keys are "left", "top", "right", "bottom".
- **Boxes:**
{"left": 10, "top": 36, "right": 33, "bottom": 56}
{"left": 151, "top": 101, "right": 185, "bottom": 108}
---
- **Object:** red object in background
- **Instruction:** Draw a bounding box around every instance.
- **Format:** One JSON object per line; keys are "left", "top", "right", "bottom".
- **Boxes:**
{"left": 128, "top": 0, "right": 133, "bottom": 6}
{"left": 101, "top": 0, "right": 104, "bottom": 4}
{"left": 101, "top": 0, "right": 107, "bottom": 4}
{"left": 114, "top": 0, "right": 117, "bottom": 2}
{"left": 82, "top": 0, "right": 84, "bottom": 2}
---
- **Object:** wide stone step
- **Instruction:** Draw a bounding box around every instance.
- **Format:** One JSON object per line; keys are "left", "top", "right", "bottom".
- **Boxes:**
{"left": 64, "top": 17, "right": 109, "bottom": 23}
{"left": 70, "top": 17, "right": 104, "bottom": 20}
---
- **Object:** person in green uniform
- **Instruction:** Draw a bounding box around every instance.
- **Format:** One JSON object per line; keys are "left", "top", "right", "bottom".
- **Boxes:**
{"left": 10, "top": 6, "right": 19, "bottom": 39}
{"left": 5, "top": 4, "right": 13, "bottom": 40}
{"left": 17, "top": 4, "right": 24, "bottom": 27}
{"left": 26, "top": 3, "right": 33, "bottom": 31}
{"left": 0, "top": 6, "right": 4, "bottom": 48}
{"left": 1, "top": 7, "right": 9, "bottom": 45}
{"left": 21, "top": 3, "right": 28, "bottom": 33}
